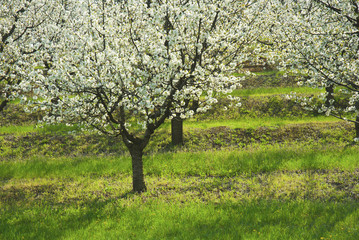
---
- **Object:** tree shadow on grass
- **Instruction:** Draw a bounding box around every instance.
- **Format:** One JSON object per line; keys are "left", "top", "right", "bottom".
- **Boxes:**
{"left": 0, "top": 190, "right": 137, "bottom": 240}
{"left": 1, "top": 186, "right": 359, "bottom": 240}
{"left": 157, "top": 201, "right": 359, "bottom": 240}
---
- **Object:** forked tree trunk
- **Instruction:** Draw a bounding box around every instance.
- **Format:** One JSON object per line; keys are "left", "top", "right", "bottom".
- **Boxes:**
{"left": 171, "top": 115, "right": 183, "bottom": 146}
{"left": 128, "top": 145, "right": 147, "bottom": 193}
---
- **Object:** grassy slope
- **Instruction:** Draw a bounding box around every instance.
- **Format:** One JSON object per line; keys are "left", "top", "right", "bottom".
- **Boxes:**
{"left": 1, "top": 72, "right": 359, "bottom": 240}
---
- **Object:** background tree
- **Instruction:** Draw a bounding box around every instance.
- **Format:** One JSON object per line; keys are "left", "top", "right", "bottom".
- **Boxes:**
{"left": 0, "top": 0, "right": 58, "bottom": 112}
{"left": 269, "top": 0, "right": 359, "bottom": 139}
{"left": 30, "top": 0, "right": 271, "bottom": 192}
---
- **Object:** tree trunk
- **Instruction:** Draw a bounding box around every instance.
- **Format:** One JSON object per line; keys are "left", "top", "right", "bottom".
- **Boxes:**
{"left": 325, "top": 85, "right": 334, "bottom": 107}
{"left": 0, "top": 99, "right": 8, "bottom": 112}
{"left": 355, "top": 102, "right": 359, "bottom": 139}
{"left": 171, "top": 115, "right": 183, "bottom": 146}
{"left": 128, "top": 145, "right": 147, "bottom": 193}
{"left": 356, "top": 115, "right": 359, "bottom": 139}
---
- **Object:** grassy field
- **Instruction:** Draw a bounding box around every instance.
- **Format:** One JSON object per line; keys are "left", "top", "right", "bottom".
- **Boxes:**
{"left": 1, "top": 145, "right": 359, "bottom": 239}
{"left": 1, "top": 73, "right": 359, "bottom": 239}
{"left": 231, "top": 86, "right": 323, "bottom": 97}
{"left": 184, "top": 116, "right": 340, "bottom": 129}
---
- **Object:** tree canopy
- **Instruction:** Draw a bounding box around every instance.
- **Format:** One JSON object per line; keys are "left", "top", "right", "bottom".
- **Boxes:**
{"left": 0, "top": 0, "right": 59, "bottom": 111}
{"left": 5, "top": 0, "right": 359, "bottom": 192}
{"left": 269, "top": 0, "right": 359, "bottom": 137}
{"left": 26, "top": 0, "right": 270, "bottom": 192}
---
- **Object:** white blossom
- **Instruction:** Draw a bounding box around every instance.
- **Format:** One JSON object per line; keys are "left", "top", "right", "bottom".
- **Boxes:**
{"left": 28, "top": 0, "right": 271, "bottom": 138}
{"left": 268, "top": 0, "right": 359, "bottom": 130}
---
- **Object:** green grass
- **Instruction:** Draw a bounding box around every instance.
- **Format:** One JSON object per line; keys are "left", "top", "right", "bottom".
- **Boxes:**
{"left": 1, "top": 145, "right": 359, "bottom": 239}
{"left": 0, "top": 155, "right": 131, "bottom": 179}
{"left": 1, "top": 200, "right": 358, "bottom": 240}
{"left": 145, "top": 145, "right": 359, "bottom": 176}
{"left": 232, "top": 70, "right": 283, "bottom": 77}
{"left": 0, "top": 123, "right": 83, "bottom": 135}
{"left": 182, "top": 116, "right": 340, "bottom": 130}
{"left": 1, "top": 115, "right": 341, "bottom": 136}
{"left": 0, "top": 125, "right": 38, "bottom": 135}
{"left": 1, "top": 141, "right": 359, "bottom": 240}
{"left": 254, "top": 70, "right": 281, "bottom": 75}
{"left": 2, "top": 76, "right": 359, "bottom": 239}
{"left": 231, "top": 86, "right": 323, "bottom": 97}
{"left": 1, "top": 144, "right": 358, "bottom": 179}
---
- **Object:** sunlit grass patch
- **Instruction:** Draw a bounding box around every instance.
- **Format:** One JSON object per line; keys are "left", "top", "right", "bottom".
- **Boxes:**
{"left": 1, "top": 168, "right": 358, "bottom": 206}
{"left": 39, "top": 123, "right": 81, "bottom": 133}
{"left": 231, "top": 86, "right": 323, "bottom": 97}
{"left": 0, "top": 125, "right": 38, "bottom": 135}
{"left": 0, "top": 155, "right": 132, "bottom": 179}
{"left": 0, "top": 123, "right": 86, "bottom": 136}
{"left": 233, "top": 69, "right": 282, "bottom": 77}
{"left": 0, "top": 116, "right": 341, "bottom": 136}
{"left": 2, "top": 144, "right": 358, "bottom": 180}
{"left": 145, "top": 144, "right": 359, "bottom": 177}
{"left": 1, "top": 189, "right": 358, "bottom": 240}
{"left": 1, "top": 143, "right": 359, "bottom": 240}
{"left": 183, "top": 116, "right": 340, "bottom": 129}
